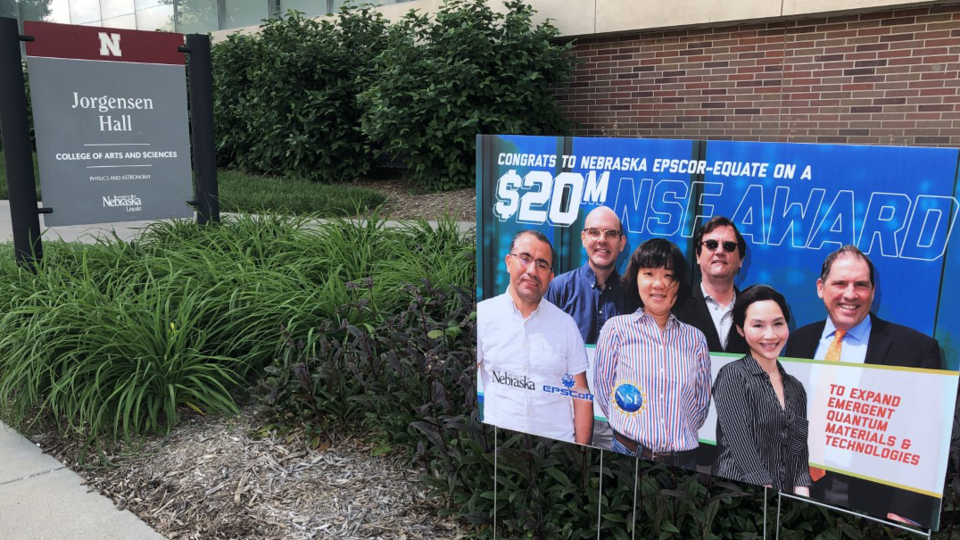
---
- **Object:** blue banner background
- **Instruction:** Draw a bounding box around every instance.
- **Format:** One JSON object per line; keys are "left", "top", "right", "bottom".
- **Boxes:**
{"left": 477, "top": 134, "right": 960, "bottom": 368}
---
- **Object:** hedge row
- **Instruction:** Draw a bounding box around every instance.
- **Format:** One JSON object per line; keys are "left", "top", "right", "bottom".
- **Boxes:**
{"left": 212, "top": 0, "right": 574, "bottom": 191}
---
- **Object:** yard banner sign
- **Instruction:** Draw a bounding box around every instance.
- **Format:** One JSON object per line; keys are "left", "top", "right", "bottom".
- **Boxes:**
{"left": 24, "top": 21, "right": 194, "bottom": 226}
{"left": 476, "top": 134, "right": 960, "bottom": 530}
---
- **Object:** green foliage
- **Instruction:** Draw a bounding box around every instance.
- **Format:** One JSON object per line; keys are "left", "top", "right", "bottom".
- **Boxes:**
{"left": 0, "top": 214, "right": 473, "bottom": 444}
{"left": 217, "top": 169, "right": 387, "bottom": 215}
{"left": 212, "top": 8, "right": 388, "bottom": 182}
{"left": 359, "top": 0, "right": 575, "bottom": 191}
{"left": 209, "top": 0, "right": 575, "bottom": 191}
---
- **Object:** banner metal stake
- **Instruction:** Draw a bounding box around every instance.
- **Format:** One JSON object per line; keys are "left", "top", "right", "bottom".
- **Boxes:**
{"left": 632, "top": 455, "right": 639, "bottom": 540}
{"left": 493, "top": 426, "right": 497, "bottom": 540}
{"left": 596, "top": 449, "right": 603, "bottom": 540}
{"left": 776, "top": 490, "right": 782, "bottom": 540}
{"left": 763, "top": 486, "right": 768, "bottom": 540}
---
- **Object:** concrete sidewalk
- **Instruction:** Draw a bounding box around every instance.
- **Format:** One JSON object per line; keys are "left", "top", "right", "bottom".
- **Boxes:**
{"left": 0, "top": 200, "right": 182, "bottom": 244}
{"left": 0, "top": 200, "right": 474, "bottom": 245}
{"left": 0, "top": 421, "right": 166, "bottom": 540}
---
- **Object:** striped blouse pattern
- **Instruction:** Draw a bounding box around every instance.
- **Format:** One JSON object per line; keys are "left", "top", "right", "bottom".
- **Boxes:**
{"left": 712, "top": 355, "right": 813, "bottom": 491}
{"left": 593, "top": 311, "right": 711, "bottom": 453}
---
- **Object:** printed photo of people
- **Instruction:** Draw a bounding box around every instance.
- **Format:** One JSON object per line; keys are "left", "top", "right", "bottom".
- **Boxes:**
{"left": 476, "top": 134, "right": 959, "bottom": 530}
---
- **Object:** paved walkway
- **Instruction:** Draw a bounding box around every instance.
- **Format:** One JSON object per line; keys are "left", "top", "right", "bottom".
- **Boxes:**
{"left": 0, "top": 200, "right": 473, "bottom": 538}
{"left": 0, "top": 421, "right": 167, "bottom": 540}
{"left": 0, "top": 200, "right": 474, "bottom": 245}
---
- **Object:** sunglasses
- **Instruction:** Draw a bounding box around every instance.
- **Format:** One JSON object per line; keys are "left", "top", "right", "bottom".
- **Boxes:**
{"left": 702, "top": 239, "right": 738, "bottom": 253}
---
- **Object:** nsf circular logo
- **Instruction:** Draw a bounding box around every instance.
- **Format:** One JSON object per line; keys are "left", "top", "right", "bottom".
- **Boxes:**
{"left": 613, "top": 383, "right": 645, "bottom": 414}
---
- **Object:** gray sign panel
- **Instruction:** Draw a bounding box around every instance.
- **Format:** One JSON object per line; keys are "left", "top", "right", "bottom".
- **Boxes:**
{"left": 28, "top": 56, "right": 194, "bottom": 226}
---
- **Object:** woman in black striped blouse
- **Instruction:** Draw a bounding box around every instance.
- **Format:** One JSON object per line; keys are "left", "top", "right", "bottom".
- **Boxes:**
{"left": 712, "top": 285, "right": 812, "bottom": 495}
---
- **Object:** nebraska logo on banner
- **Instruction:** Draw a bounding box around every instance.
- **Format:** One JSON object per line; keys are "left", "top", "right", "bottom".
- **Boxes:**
{"left": 475, "top": 134, "right": 960, "bottom": 530}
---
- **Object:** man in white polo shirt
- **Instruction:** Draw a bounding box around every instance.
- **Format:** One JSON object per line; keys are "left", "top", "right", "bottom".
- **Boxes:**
{"left": 478, "top": 230, "right": 593, "bottom": 444}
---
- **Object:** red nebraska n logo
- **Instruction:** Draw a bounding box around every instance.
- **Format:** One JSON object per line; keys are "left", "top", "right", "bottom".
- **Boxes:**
{"left": 98, "top": 32, "right": 121, "bottom": 57}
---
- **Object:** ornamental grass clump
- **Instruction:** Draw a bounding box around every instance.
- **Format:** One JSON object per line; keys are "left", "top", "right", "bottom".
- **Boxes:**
{"left": 0, "top": 213, "right": 474, "bottom": 444}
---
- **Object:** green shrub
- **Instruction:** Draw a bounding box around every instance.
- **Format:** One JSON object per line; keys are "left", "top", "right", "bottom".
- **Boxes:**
{"left": 212, "top": 8, "right": 388, "bottom": 181}
{"left": 359, "top": 0, "right": 575, "bottom": 191}
{"left": 0, "top": 214, "right": 474, "bottom": 444}
{"left": 0, "top": 273, "right": 242, "bottom": 442}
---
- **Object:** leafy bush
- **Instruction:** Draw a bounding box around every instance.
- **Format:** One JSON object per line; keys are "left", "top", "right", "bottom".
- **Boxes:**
{"left": 359, "top": 0, "right": 576, "bottom": 191}
{"left": 212, "top": 8, "right": 388, "bottom": 181}
{"left": 0, "top": 214, "right": 473, "bottom": 444}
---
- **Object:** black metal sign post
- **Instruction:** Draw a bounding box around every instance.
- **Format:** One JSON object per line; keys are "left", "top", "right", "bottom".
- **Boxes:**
{"left": 0, "top": 17, "right": 42, "bottom": 270}
{"left": 184, "top": 33, "right": 219, "bottom": 226}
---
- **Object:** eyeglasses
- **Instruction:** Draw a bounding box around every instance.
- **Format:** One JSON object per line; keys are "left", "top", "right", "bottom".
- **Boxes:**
{"left": 584, "top": 228, "right": 622, "bottom": 240}
{"left": 702, "top": 239, "right": 738, "bottom": 253}
{"left": 509, "top": 252, "right": 552, "bottom": 272}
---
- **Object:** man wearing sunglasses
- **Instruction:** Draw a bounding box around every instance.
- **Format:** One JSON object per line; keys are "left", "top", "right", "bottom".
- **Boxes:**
{"left": 674, "top": 216, "right": 749, "bottom": 354}
{"left": 478, "top": 230, "right": 593, "bottom": 445}
{"left": 545, "top": 205, "right": 628, "bottom": 448}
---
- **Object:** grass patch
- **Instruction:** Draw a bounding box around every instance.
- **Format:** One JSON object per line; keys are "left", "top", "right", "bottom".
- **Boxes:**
{"left": 217, "top": 169, "right": 387, "bottom": 216}
{"left": 0, "top": 152, "right": 386, "bottom": 216}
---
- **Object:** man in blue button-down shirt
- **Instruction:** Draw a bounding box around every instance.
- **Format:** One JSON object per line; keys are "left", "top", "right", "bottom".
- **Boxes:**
{"left": 546, "top": 205, "right": 629, "bottom": 448}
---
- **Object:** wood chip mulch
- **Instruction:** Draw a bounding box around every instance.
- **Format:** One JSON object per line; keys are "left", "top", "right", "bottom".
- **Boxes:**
{"left": 28, "top": 408, "right": 470, "bottom": 540}
{"left": 352, "top": 177, "right": 476, "bottom": 223}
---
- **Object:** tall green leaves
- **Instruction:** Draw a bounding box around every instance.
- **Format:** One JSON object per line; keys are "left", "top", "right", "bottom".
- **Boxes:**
{"left": 359, "top": 0, "right": 576, "bottom": 191}
{"left": 0, "top": 214, "right": 474, "bottom": 444}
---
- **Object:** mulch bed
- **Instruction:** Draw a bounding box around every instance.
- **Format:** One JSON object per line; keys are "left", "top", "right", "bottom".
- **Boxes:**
{"left": 352, "top": 177, "right": 475, "bottom": 223}
{"left": 28, "top": 407, "right": 469, "bottom": 540}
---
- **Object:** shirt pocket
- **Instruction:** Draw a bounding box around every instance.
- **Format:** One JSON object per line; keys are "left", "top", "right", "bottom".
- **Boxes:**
{"left": 528, "top": 330, "right": 569, "bottom": 377}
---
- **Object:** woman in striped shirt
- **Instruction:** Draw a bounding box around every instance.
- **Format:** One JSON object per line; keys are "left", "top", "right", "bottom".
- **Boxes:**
{"left": 593, "top": 239, "right": 711, "bottom": 469}
{"left": 712, "top": 285, "right": 812, "bottom": 495}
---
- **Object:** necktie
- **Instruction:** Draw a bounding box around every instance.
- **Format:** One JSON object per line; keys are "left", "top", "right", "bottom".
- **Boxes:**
{"left": 811, "top": 329, "right": 847, "bottom": 482}
{"left": 824, "top": 329, "right": 846, "bottom": 362}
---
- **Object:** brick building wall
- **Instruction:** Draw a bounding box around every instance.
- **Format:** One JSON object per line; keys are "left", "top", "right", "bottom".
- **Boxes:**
{"left": 555, "top": 4, "right": 960, "bottom": 146}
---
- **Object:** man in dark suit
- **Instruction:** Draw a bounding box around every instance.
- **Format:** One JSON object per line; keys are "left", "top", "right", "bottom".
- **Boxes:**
{"left": 784, "top": 245, "right": 943, "bottom": 527}
{"left": 674, "top": 216, "right": 748, "bottom": 354}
